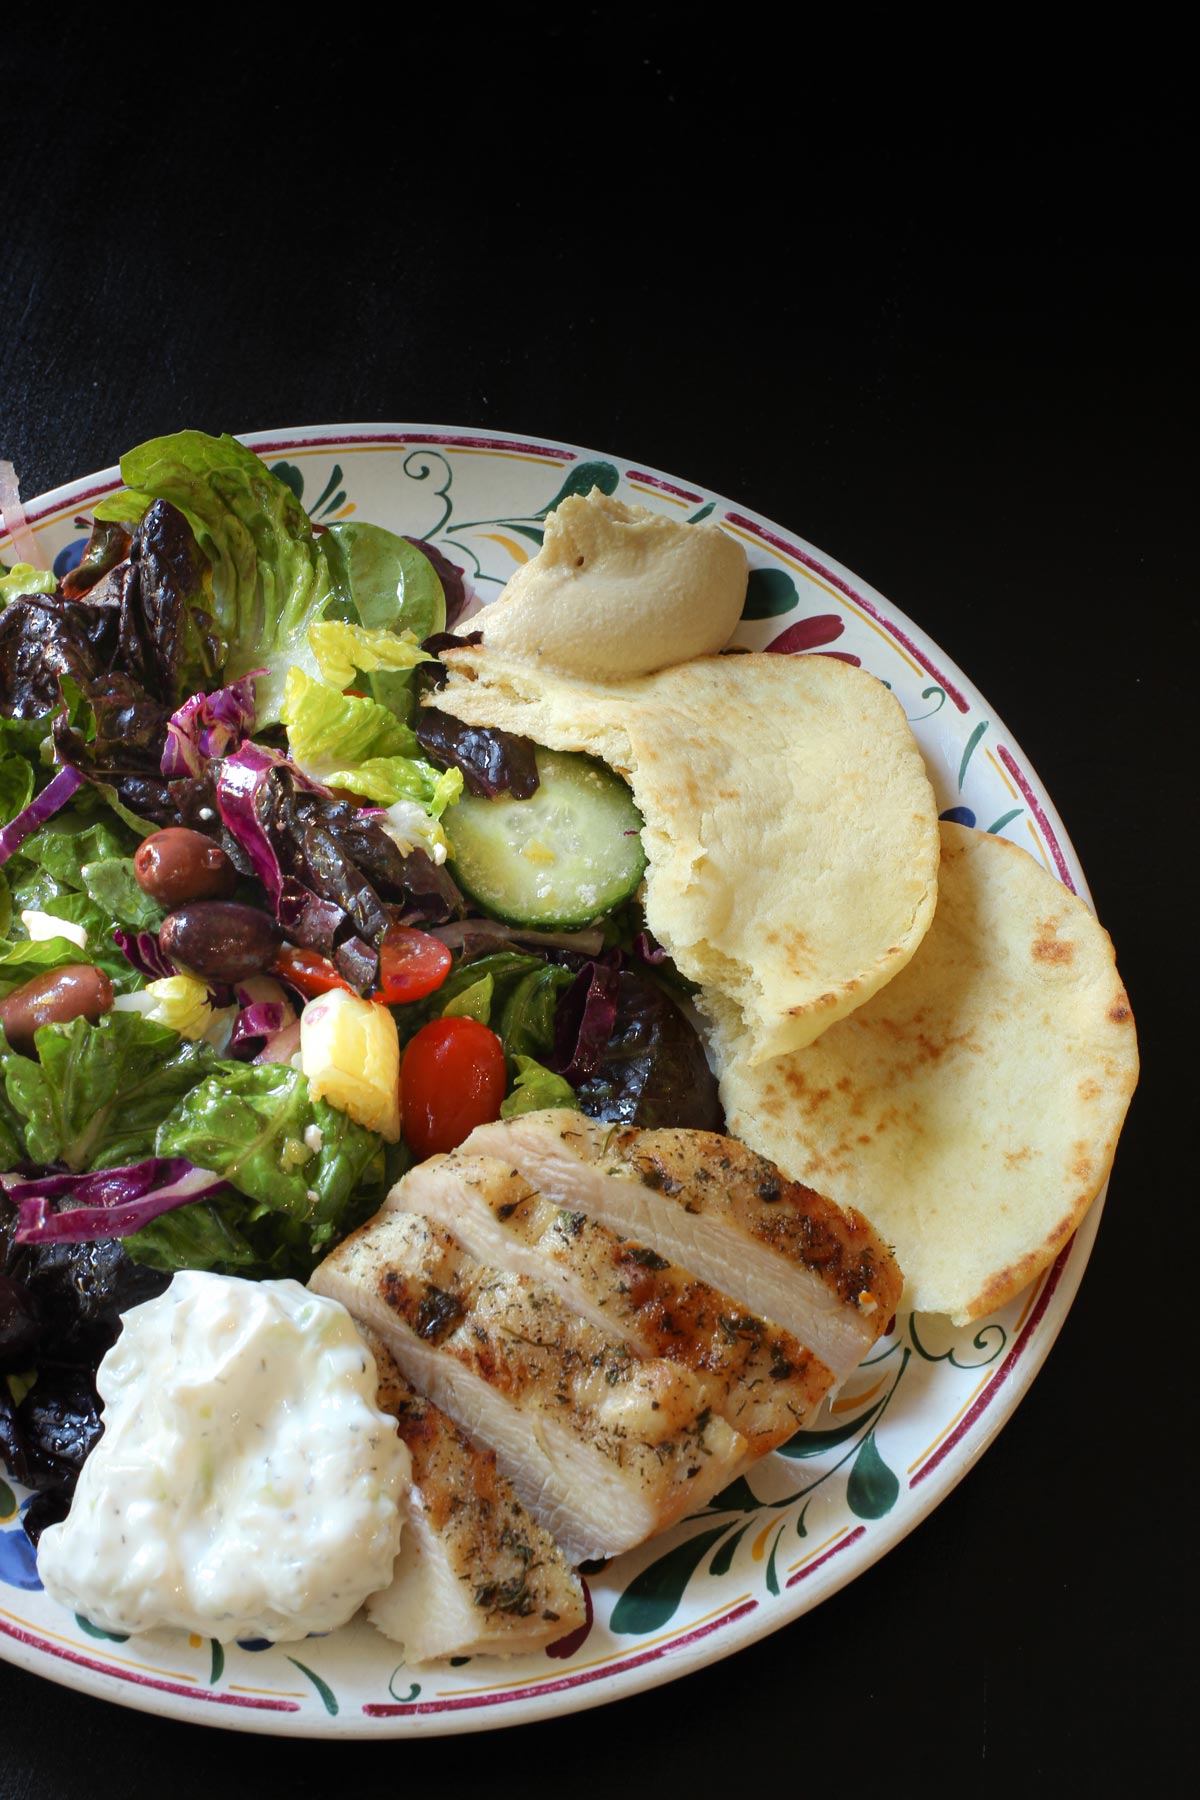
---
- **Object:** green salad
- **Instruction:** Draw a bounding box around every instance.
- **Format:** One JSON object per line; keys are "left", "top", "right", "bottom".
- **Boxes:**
{"left": 0, "top": 430, "right": 722, "bottom": 1539}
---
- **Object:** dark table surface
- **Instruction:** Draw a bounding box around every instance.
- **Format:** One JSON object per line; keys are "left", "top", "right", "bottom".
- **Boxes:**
{"left": 1, "top": 22, "right": 1191, "bottom": 1794}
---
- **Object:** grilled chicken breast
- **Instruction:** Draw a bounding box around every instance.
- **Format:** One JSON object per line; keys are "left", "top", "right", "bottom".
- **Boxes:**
{"left": 359, "top": 1325, "right": 586, "bottom": 1661}
{"left": 463, "top": 1112, "right": 902, "bottom": 1382}
{"left": 311, "top": 1209, "right": 748, "bottom": 1565}
{"left": 389, "top": 1151, "right": 835, "bottom": 1457}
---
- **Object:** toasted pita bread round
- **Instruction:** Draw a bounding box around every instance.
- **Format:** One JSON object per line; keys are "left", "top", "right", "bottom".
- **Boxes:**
{"left": 435, "top": 645, "right": 940, "bottom": 1064}
{"left": 712, "top": 822, "right": 1139, "bottom": 1323}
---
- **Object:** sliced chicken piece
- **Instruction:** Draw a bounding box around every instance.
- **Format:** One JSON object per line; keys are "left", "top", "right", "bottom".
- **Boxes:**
{"left": 358, "top": 1325, "right": 586, "bottom": 1662}
{"left": 311, "top": 1209, "right": 748, "bottom": 1565}
{"left": 463, "top": 1111, "right": 903, "bottom": 1382}
{"left": 389, "top": 1151, "right": 835, "bottom": 1458}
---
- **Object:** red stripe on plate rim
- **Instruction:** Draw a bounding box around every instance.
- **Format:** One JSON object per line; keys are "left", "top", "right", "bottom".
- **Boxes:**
{"left": 784, "top": 1524, "right": 867, "bottom": 1590}
{"left": 997, "top": 747, "right": 1077, "bottom": 891}
{"left": 909, "top": 1237, "right": 1074, "bottom": 1489}
{"left": 724, "top": 510, "right": 972, "bottom": 714}
{"left": 626, "top": 469, "right": 703, "bottom": 502}
{"left": 245, "top": 431, "right": 576, "bottom": 462}
{"left": 0, "top": 1616, "right": 299, "bottom": 1711}
{"left": 362, "top": 1597, "right": 759, "bottom": 1717}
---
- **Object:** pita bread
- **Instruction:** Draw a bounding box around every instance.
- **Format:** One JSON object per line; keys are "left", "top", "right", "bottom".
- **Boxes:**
{"left": 434, "top": 644, "right": 940, "bottom": 1063}
{"left": 712, "top": 823, "right": 1139, "bottom": 1323}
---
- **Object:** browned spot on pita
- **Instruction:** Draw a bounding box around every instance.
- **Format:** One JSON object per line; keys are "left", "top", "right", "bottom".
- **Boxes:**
{"left": 1004, "top": 1146, "right": 1033, "bottom": 1169}
{"left": 1032, "top": 916, "right": 1074, "bottom": 964}
{"left": 782, "top": 930, "right": 818, "bottom": 977}
{"left": 1078, "top": 1077, "right": 1102, "bottom": 1102}
{"left": 1108, "top": 994, "right": 1132, "bottom": 1025}
{"left": 1070, "top": 1143, "right": 1093, "bottom": 1182}
{"left": 965, "top": 1202, "right": 1083, "bottom": 1319}
{"left": 790, "top": 989, "right": 839, "bottom": 1017}
{"left": 780, "top": 1065, "right": 834, "bottom": 1117}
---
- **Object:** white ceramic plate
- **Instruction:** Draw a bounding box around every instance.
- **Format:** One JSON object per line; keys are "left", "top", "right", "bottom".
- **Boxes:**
{"left": 0, "top": 424, "right": 1105, "bottom": 1736}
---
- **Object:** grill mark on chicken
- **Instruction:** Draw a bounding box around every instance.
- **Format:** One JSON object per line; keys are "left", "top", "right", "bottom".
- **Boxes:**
{"left": 312, "top": 1209, "right": 748, "bottom": 1564}
{"left": 462, "top": 1112, "right": 902, "bottom": 1381}
{"left": 360, "top": 1325, "right": 586, "bottom": 1661}
{"left": 388, "top": 1152, "right": 835, "bottom": 1457}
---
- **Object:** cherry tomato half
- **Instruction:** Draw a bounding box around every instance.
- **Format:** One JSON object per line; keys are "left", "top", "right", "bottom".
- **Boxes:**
{"left": 400, "top": 1017, "right": 507, "bottom": 1160}
{"left": 270, "top": 944, "right": 355, "bottom": 998}
{"left": 374, "top": 926, "right": 452, "bottom": 1007}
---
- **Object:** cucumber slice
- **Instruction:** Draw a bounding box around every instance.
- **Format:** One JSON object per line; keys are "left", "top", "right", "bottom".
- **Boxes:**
{"left": 445, "top": 750, "right": 647, "bottom": 929}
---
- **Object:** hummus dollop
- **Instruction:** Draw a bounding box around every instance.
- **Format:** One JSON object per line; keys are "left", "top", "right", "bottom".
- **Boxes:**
{"left": 478, "top": 489, "right": 747, "bottom": 679}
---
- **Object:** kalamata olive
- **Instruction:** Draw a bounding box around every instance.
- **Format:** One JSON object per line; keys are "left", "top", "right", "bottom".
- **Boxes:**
{"left": 158, "top": 902, "right": 282, "bottom": 983}
{"left": 0, "top": 965, "right": 114, "bottom": 1054}
{"left": 133, "top": 827, "right": 237, "bottom": 908}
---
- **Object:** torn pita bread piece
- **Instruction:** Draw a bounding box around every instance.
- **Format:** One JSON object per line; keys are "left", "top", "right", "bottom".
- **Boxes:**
{"left": 712, "top": 822, "right": 1139, "bottom": 1324}
{"left": 433, "top": 645, "right": 940, "bottom": 1064}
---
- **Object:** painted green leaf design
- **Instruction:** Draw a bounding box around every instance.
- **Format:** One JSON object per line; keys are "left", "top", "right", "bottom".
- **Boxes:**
{"left": 75, "top": 1613, "right": 129, "bottom": 1642}
{"left": 708, "top": 1523, "right": 751, "bottom": 1578}
{"left": 776, "top": 1400, "right": 883, "bottom": 1459}
{"left": 688, "top": 502, "right": 716, "bottom": 523}
{"left": 505, "top": 523, "right": 545, "bottom": 546}
{"left": 308, "top": 463, "right": 345, "bottom": 518}
{"left": 846, "top": 1430, "right": 899, "bottom": 1519}
{"left": 707, "top": 1474, "right": 763, "bottom": 1514}
{"left": 610, "top": 1523, "right": 731, "bottom": 1635}
{"left": 742, "top": 568, "right": 798, "bottom": 619}
{"left": 957, "top": 718, "right": 988, "bottom": 789}
{"left": 535, "top": 461, "right": 619, "bottom": 517}
{"left": 269, "top": 461, "right": 304, "bottom": 502}
{"left": 288, "top": 1656, "right": 339, "bottom": 1715}
{"left": 765, "top": 1522, "right": 787, "bottom": 1597}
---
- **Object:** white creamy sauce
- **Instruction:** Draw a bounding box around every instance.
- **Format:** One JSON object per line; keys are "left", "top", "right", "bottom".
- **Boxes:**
{"left": 37, "top": 1271, "right": 411, "bottom": 1642}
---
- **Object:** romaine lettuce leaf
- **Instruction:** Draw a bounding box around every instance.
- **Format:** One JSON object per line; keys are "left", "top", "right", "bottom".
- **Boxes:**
{"left": 0, "top": 931, "right": 104, "bottom": 999}
{"left": 0, "top": 1024, "right": 28, "bottom": 1167}
{"left": 1, "top": 1012, "right": 215, "bottom": 1171}
{"left": 149, "top": 1060, "right": 385, "bottom": 1274}
{"left": 118, "top": 431, "right": 337, "bottom": 725}
{"left": 281, "top": 667, "right": 419, "bottom": 768}
{"left": 79, "top": 857, "right": 164, "bottom": 932}
{"left": 0, "top": 754, "right": 34, "bottom": 826}
{"left": 320, "top": 758, "right": 462, "bottom": 815}
{"left": 500, "top": 1055, "right": 577, "bottom": 1118}
{"left": 1, "top": 815, "right": 157, "bottom": 991}
{"left": 0, "top": 563, "right": 56, "bottom": 602}
{"left": 308, "top": 621, "right": 432, "bottom": 691}
{"left": 280, "top": 668, "right": 462, "bottom": 842}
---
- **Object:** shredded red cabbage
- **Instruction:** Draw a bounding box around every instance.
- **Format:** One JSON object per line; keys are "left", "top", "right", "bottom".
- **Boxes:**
{"left": 2, "top": 1158, "right": 229, "bottom": 1245}
{"left": 0, "top": 766, "right": 84, "bottom": 866}
{"left": 215, "top": 742, "right": 332, "bottom": 914}
{"left": 160, "top": 671, "right": 261, "bottom": 777}
{"left": 113, "top": 926, "right": 179, "bottom": 981}
{"left": 228, "top": 1000, "right": 291, "bottom": 1060}
{"left": 253, "top": 1017, "right": 302, "bottom": 1065}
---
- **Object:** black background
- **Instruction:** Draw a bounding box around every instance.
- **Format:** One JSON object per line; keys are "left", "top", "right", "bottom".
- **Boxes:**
{"left": 1, "top": 17, "right": 1191, "bottom": 1793}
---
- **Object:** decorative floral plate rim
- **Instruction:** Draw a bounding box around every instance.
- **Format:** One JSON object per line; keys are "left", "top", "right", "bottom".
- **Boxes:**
{"left": 0, "top": 423, "right": 1104, "bottom": 1737}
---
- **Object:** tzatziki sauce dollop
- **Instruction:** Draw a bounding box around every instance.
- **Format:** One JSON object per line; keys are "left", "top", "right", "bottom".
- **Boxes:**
{"left": 36, "top": 1270, "right": 411, "bottom": 1642}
